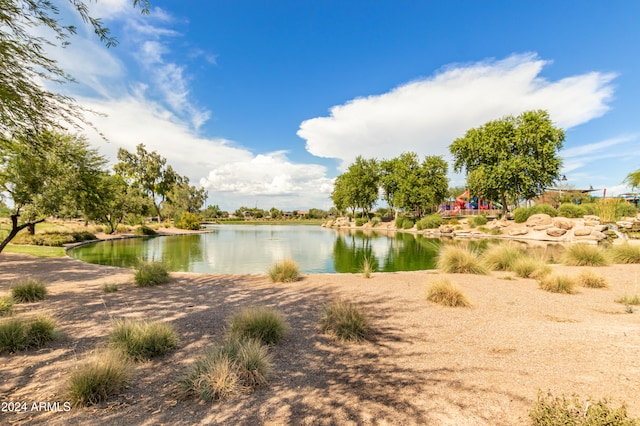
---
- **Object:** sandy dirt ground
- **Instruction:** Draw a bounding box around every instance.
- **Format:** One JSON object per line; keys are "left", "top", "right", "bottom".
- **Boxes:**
{"left": 1, "top": 252, "right": 639, "bottom": 425}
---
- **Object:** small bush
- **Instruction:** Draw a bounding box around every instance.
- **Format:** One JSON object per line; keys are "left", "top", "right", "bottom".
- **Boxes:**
{"left": 360, "top": 256, "right": 374, "bottom": 278}
{"left": 267, "top": 258, "right": 299, "bottom": 283}
{"left": 560, "top": 244, "right": 610, "bottom": 267}
{"left": 529, "top": 391, "right": 639, "bottom": 426}
{"left": 228, "top": 308, "right": 289, "bottom": 346}
{"left": 582, "top": 203, "right": 598, "bottom": 216}
{"left": 355, "top": 218, "right": 366, "bottom": 227}
{"left": 175, "top": 212, "right": 202, "bottom": 230}
{"left": 134, "top": 262, "right": 170, "bottom": 286}
{"left": 102, "top": 284, "right": 119, "bottom": 293}
{"left": 436, "top": 245, "right": 488, "bottom": 275}
{"left": 539, "top": 274, "right": 577, "bottom": 294}
{"left": 11, "top": 278, "right": 47, "bottom": 303}
{"left": 610, "top": 243, "right": 640, "bottom": 264}
{"left": 481, "top": 242, "right": 525, "bottom": 271}
{"left": 0, "top": 316, "right": 58, "bottom": 353}
{"left": 577, "top": 270, "right": 608, "bottom": 288}
{"left": 72, "top": 231, "right": 97, "bottom": 242}
{"left": 370, "top": 216, "right": 381, "bottom": 226}
{"left": 134, "top": 225, "right": 157, "bottom": 236}
{"left": 67, "top": 350, "right": 130, "bottom": 406}
{"left": 510, "top": 256, "right": 552, "bottom": 278}
{"left": 426, "top": 278, "right": 471, "bottom": 307}
{"left": 0, "top": 296, "right": 13, "bottom": 316}
{"left": 319, "top": 299, "right": 371, "bottom": 342}
{"left": 469, "top": 215, "right": 488, "bottom": 227}
{"left": 513, "top": 207, "right": 534, "bottom": 223}
{"left": 557, "top": 203, "right": 586, "bottom": 218}
{"left": 596, "top": 199, "right": 620, "bottom": 223}
{"left": 616, "top": 201, "right": 638, "bottom": 219}
{"left": 109, "top": 319, "right": 178, "bottom": 361}
{"left": 395, "top": 216, "right": 414, "bottom": 229}
{"left": 115, "top": 224, "right": 131, "bottom": 233}
{"left": 180, "top": 338, "right": 272, "bottom": 401}
{"left": 416, "top": 214, "right": 443, "bottom": 230}
{"left": 615, "top": 295, "right": 640, "bottom": 305}
{"left": 534, "top": 204, "right": 559, "bottom": 217}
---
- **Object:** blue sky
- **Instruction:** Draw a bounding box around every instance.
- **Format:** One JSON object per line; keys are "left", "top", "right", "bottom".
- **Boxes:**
{"left": 51, "top": 1, "right": 640, "bottom": 210}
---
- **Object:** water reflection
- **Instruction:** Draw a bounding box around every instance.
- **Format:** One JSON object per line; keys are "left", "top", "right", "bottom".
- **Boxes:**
{"left": 68, "top": 225, "right": 565, "bottom": 274}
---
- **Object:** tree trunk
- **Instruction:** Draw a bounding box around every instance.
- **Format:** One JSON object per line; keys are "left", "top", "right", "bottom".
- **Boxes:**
{"left": 27, "top": 223, "right": 35, "bottom": 235}
{"left": 0, "top": 215, "right": 45, "bottom": 253}
{"left": 501, "top": 194, "right": 509, "bottom": 217}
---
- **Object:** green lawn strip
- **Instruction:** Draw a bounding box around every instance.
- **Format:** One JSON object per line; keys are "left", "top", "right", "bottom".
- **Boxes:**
{"left": 4, "top": 244, "right": 66, "bottom": 258}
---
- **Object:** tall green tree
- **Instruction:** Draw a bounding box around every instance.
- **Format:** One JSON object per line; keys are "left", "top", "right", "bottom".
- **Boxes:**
{"left": 0, "top": 130, "right": 106, "bottom": 252}
{"left": 450, "top": 110, "right": 565, "bottom": 215}
{"left": 379, "top": 157, "right": 403, "bottom": 218}
{"left": 331, "top": 156, "right": 379, "bottom": 217}
{"left": 0, "top": 0, "right": 149, "bottom": 136}
{"left": 163, "top": 176, "right": 207, "bottom": 219}
{"left": 390, "top": 152, "right": 448, "bottom": 217}
{"left": 114, "top": 144, "right": 177, "bottom": 221}
{"left": 624, "top": 168, "right": 640, "bottom": 190}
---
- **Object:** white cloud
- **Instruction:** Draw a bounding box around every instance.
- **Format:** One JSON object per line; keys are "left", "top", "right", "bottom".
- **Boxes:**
{"left": 298, "top": 53, "right": 616, "bottom": 169}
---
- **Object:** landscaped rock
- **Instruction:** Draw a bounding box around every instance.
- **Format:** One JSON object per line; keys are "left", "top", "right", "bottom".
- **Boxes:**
{"left": 439, "top": 225, "right": 454, "bottom": 234}
{"left": 617, "top": 221, "right": 633, "bottom": 229}
{"left": 584, "top": 215, "right": 600, "bottom": 222}
{"left": 508, "top": 227, "right": 529, "bottom": 236}
{"left": 591, "top": 231, "right": 607, "bottom": 241}
{"left": 584, "top": 220, "right": 600, "bottom": 227}
{"left": 546, "top": 227, "right": 567, "bottom": 237}
{"left": 552, "top": 218, "right": 574, "bottom": 230}
{"left": 573, "top": 227, "right": 592, "bottom": 237}
{"left": 526, "top": 213, "right": 552, "bottom": 227}
{"left": 533, "top": 224, "right": 553, "bottom": 231}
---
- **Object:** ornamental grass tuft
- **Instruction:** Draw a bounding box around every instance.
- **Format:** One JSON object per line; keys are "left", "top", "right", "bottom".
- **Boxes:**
{"left": 437, "top": 244, "right": 488, "bottom": 275}
{"left": 67, "top": 350, "right": 130, "bottom": 406}
{"left": 0, "top": 296, "right": 14, "bottom": 316}
{"left": 609, "top": 243, "right": 640, "bottom": 264}
{"left": 109, "top": 319, "right": 178, "bottom": 361}
{"left": 228, "top": 307, "right": 289, "bottom": 346}
{"left": 510, "top": 256, "right": 552, "bottom": 279}
{"left": 11, "top": 278, "right": 47, "bottom": 303}
{"left": 560, "top": 244, "right": 610, "bottom": 267}
{"left": 426, "top": 278, "right": 471, "bottom": 307}
{"left": 134, "top": 262, "right": 170, "bottom": 287}
{"left": 267, "top": 258, "right": 299, "bottom": 283}
{"left": 481, "top": 242, "right": 525, "bottom": 271}
{"left": 538, "top": 274, "right": 577, "bottom": 294}
{"left": 0, "top": 315, "right": 58, "bottom": 353}
{"left": 577, "top": 270, "right": 608, "bottom": 288}
{"left": 319, "top": 298, "right": 371, "bottom": 342}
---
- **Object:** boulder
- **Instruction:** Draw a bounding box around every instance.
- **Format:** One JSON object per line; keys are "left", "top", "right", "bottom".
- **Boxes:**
{"left": 508, "top": 227, "right": 529, "bottom": 236}
{"left": 591, "top": 231, "right": 607, "bottom": 241}
{"left": 617, "top": 221, "right": 633, "bottom": 229}
{"left": 573, "top": 227, "right": 593, "bottom": 237}
{"left": 526, "top": 213, "right": 552, "bottom": 227}
{"left": 584, "top": 220, "right": 600, "bottom": 227}
{"left": 584, "top": 215, "right": 600, "bottom": 222}
{"left": 553, "top": 218, "right": 574, "bottom": 230}
{"left": 533, "top": 224, "right": 553, "bottom": 231}
{"left": 546, "top": 227, "right": 567, "bottom": 237}
{"left": 438, "top": 225, "right": 454, "bottom": 234}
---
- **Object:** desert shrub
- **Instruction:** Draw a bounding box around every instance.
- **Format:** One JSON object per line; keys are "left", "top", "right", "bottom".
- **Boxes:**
{"left": 115, "top": 224, "right": 131, "bottom": 233}
{"left": 93, "top": 225, "right": 105, "bottom": 233}
{"left": 511, "top": 257, "right": 551, "bottom": 278}
{"left": 577, "top": 271, "right": 608, "bottom": 288}
{"left": 0, "top": 316, "right": 58, "bottom": 353}
{"left": 360, "top": 256, "right": 374, "bottom": 278}
{"left": 529, "top": 391, "right": 639, "bottom": 426}
{"left": 11, "top": 278, "right": 47, "bottom": 303}
{"left": 596, "top": 199, "right": 620, "bottom": 223}
{"left": 228, "top": 308, "right": 289, "bottom": 346}
{"left": 67, "top": 350, "right": 131, "bottom": 406}
{"left": 538, "top": 274, "right": 577, "bottom": 294}
{"left": 513, "top": 207, "right": 534, "bottom": 223}
{"left": 469, "top": 215, "right": 488, "bottom": 227}
{"left": 134, "top": 262, "right": 170, "bottom": 286}
{"left": 582, "top": 203, "right": 598, "bottom": 216}
{"left": 557, "top": 203, "right": 585, "bottom": 218}
{"left": 134, "top": 225, "right": 157, "bottom": 236}
{"left": 102, "top": 284, "right": 119, "bottom": 293}
{"left": 267, "top": 258, "right": 299, "bottom": 283}
{"left": 610, "top": 243, "right": 640, "bottom": 264}
{"left": 370, "top": 216, "right": 381, "bottom": 226}
{"left": 560, "top": 244, "right": 610, "bottom": 266}
{"left": 0, "top": 296, "right": 13, "bottom": 316}
{"left": 533, "top": 204, "right": 559, "bottom": 217}
{"left": 175, "top": 211, "right": 202, "bottom": 230}
{"left": 481, "top": 242, "right": 525, "bottom": 271}
{"left": 109, "top": 319, "right": 178, "bottom": 361}
{"left": 319, "top": 298, "right": 371, "bottom": 342}
{"left": 436, "top": 244, "right": 488, "bottom": 275}
{"left": 72, "top": 231, "right": 97, "bottom": 242}
{"left": 416, "top": 214, "right": 443, "bottom": 230}
{"left": 615, "top": 294, "right": 640, "bottom": 305}
{"left": 13, "top": 231, "right": 96, "bottom": 247}
{"left": 426, "top": 278, "right": 471, "bottom": 307}
{"left": 355, "top": 218, "right": 366, "bottom": 227}
{"left": 180, "top": 338, "right": 272, "bottom": 401}
{"left": 616, "top": 202, "right": 638, "bottom": 219}
{"left": 395, "top": 215, "right": 414, "bottom": 229}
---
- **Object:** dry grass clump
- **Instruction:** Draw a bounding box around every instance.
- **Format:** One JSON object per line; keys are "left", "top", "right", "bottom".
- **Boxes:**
{"left": 615, "top": 294, "right": 640, "bottom": 305}
{"left": 319, "top": 298, "right": 372, "bottom": 342}
{"left": 560, "top": 244, "right": 610, "bottom": 267}
{"left": 180, "top": 338, "right": 273, "bottom": 401}
{"left": 11, "top": 278, "right": 47, "bottom": 303}
{"left": 529, "top": 391, "right": 639, "bottom": 426}
{"left": 360, "top": 256, "right": 374, "bottom": 278}
{"left": 134, "top": 262, "right": 170, "bottom": 286}
{"left": 109, "top": 319, "right": 178, "bottom": 361}
{"left": 267, "top": 258, "right": 300, "bottom": 282}
{"left": 481, "top": 242, "right": 525, "bottom": 271}
{"left": 538, "top": 274, "right": 577, "bottom": 294}
{"left": 437, "top": 244, "right": 488, "bottom": 275}
{"left": 67, "top": 350, "right": 131, "bottom": 406}
{"left": 609, "top": 243, "right": 640, "bottom": 264}
{"left": 510, "top": 256, "right": 552, "bottom": 278}
{"left": 228, "top": 307, "right": 289, "bottom": 346}
{"left": 426, "top": 278, "right": 471, "bottom": 307}
{"left": 0, "top": 296, "right": 14, "bottom": 316}
{"left": 577, "top": 270, "right": 608, "bottom": 288}
{"left": 0, "top": 315, "right": 58, "bottom": 353}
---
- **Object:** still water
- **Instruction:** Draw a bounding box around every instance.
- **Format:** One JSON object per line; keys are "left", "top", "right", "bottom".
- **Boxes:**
{"left": 67, "top": 224, "right": 467, "bottom": 274}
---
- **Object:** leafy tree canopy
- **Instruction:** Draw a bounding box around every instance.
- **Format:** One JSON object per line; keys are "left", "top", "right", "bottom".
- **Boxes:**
{"left": 450, "top": 110, "right": 564, "bottom": 214}
{"left": 624, "top": 168, "right": 640, "bottom": 190}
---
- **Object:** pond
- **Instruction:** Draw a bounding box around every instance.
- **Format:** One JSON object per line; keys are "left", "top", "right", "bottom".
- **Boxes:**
{"left": 67, "top": 224, "right": 483, "bottom": 274}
